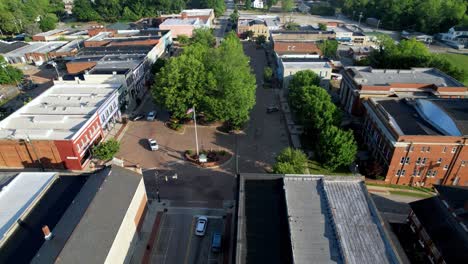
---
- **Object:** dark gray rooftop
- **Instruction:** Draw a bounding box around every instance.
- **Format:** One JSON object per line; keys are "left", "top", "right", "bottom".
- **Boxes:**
{"left": 77, "top": 46, "right": 153, "bottom": 56}
{"left": 410, "top": 186, "right": 468, "bottom": 264}
{"left": 0, "top": 41, "right": 28, "bottom": 54}
{"left": 55, "top": 165, "right": 142, "bottom": 264}
{"left": 374, "top": 98, "right": 468, "bottom": 136}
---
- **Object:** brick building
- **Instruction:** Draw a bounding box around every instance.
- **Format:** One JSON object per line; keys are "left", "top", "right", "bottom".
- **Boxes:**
{"left": 270, "top": 30, "right": 336, "bottom": 42}
{"left": 0, "top": 83, "right": 121, "bottom": 170}
{"left": 363, "top": 97, "right": 468, "bottom": 187}
{"left": 408, "top": 185, "right": 468, "bottom": 263}
{"left": 273, "top": 41, "right": 322, "bottom": 56}
{"left": 340, "top": 67, "right": 468, "bottom": 115}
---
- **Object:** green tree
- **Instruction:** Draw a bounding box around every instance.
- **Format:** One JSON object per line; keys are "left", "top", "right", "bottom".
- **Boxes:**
{"left": 200, "top": 0, "right": 226, "bottom": 16}
{"left": 318, "top": 39, "right": 338, "bottom": 58}
{"left": 244, "top": 0, "right": 252, "bottom": 9}
{"left": 288, "top": 70, "right": 321, "bottom": 91}
{"left": 177, "top": 34, "right": 190, "bottom": 45}
{"left": 317, "top": 126, "right": 357, "bottom": 170}
{"left": 273, "top": 147, "right": 308, "bottom": 174}
{"left": 152, "top": 44, "right": 210, "bottom": 119}
{"left": 318, "top": 23, "right": 327, "bottom": 31}
{"left": 264, "top": 67, "right": 273, "bottom": 82}
{"left": 92, "top": 139, "right": 121, "bottom": 161}
{"left": 39, "top": 13, "right": 58, "bottom": 32}
{"left": 230, "top": 6, "right": 239, "bottom": 22}
{"left": 121, "top": 6, "right": 139, "bottom": 21}
{"left": 192, "top": 28, "right": 216, "bottom": 47}
{"left": 151, "top": 58, "right": 167, "bottom": 75}
{"left": 255, "top": 35, "right": 267, "bottom": 46}
{"left": 203, "top": 32, "right": 256, "bottom": 128}
{"left": 73, "top": 0, "right": 102, "bottom": 21}
{"left": 0, "top": 56, "right": 23, "bottom": 85}
{"left": 94, "top": 0, "right": 121, "bottom": 22}
{"left": 281, "top": 0, "right": 294, "bottom": 12}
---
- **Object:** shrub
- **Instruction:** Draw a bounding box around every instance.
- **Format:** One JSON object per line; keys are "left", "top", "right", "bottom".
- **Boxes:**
{"left": 93, "top": 139, "right": 120, "bottom": 161}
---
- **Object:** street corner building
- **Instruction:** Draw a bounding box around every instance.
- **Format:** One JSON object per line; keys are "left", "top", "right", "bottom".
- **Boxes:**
{"left": 362, "top": 98, "right": 468, "bottom": 187}
{"left": 0, "top": 83, "right": 122, "bottom": 171}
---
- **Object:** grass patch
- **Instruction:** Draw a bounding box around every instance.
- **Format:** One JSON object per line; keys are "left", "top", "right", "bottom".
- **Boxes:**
{"left": 365, "top": 182, "right": 433, "bottom": 193}
{"left": 307, "top": 160, "right": 353, "bottom": 175}
{"left": 441, "top": 53, "right": 468, "bottom": 86}
{"left": 388, "top": 190, "right": 433, "bottom": 198}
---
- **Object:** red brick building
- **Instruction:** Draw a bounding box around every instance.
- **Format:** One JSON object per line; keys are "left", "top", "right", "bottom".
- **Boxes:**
{"left": 363, "top": 97, "right": 468, "bottom": 187}
{"left": 273, "top": 41, "right": 322, "bottom": 55}
{"left": 0, "top": 83, "right": 121, "bottom": 170}
{"left": 340, "top": 67, "right": 468, "bottom": 115}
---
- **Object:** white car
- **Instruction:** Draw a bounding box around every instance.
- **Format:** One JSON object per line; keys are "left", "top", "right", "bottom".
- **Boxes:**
{"left": 146, "top": 111, "right": 156, "bottom": 121}
{"left": 147, "top": 138, "right": 159, "bottom": 151}
{"left": 195, "top": 216, "right": 208, "bottom": 236}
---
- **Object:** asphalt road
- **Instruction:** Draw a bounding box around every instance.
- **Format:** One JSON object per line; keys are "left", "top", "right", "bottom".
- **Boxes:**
{"left": 150, "top": 209, "right": 226, "bottom": 264}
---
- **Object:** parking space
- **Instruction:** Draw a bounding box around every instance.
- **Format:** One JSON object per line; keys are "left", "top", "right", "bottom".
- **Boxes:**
{"left": 150, "top": 209, "right": 226, "bottom": 264}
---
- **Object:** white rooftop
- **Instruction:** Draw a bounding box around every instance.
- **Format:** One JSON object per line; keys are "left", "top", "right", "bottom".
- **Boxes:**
{"left": 0, "top": 172, "right": 57, "bottom": 242}
{"left": 160, "top": 18, "right": 202, "bottom": 26}
{"left": 4, "top": 41, "right": 67, "bottom": 56}
{"left": 181, "top": 9, "right": 214, "bottom": 16}
{"left": 0, "top": 83, "right": 120, "bottom": 140}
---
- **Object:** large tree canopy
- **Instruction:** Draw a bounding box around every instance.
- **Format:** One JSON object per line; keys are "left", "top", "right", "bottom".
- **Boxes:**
{"left": 152, "top": 32, "right": 256, "bottom": 128}
{"left": 0, "top": 0, "right": 61, "bottom": 34}
{"left": 360, "top": 37, "right": 466, "bottom": 82}
{"left": 340, "top": 0, "right": 467, "bottom": 34}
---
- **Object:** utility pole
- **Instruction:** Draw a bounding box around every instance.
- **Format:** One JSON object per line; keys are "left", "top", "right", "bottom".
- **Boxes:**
{"left": 358, "top": 12, "right": 363, "bottom": 27}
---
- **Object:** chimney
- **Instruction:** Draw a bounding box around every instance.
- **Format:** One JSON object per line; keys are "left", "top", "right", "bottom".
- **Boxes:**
{"left": 42, "top": 225, "right": 53, "bottom": 240}
{"left": 181, "top": 12, "right": 188, "bottom": 19}
{"left": 112, "top": 71, "right": 117, "bottom": 75}
{"left": 75, "top": 77, "right": 80, "bottom": 84}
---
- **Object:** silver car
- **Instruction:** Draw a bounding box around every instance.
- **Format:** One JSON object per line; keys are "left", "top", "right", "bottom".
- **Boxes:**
{"left": 147, "top": 138, "right": 159, "bottom": 151}
{"left": 195, "top": 216, "right": 208, "bottom": 236}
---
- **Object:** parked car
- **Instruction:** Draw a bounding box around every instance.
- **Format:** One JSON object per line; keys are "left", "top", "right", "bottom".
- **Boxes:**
{"left": 211, "top": 232, "right": 222, "bottom": 252}
{"left": 147, "top": 138, "right": 159, "bottom": 151}
{"left": 195, "top": 216, "right": 208, "bottom": 236}
{"left": 146, "top": 111, "right": 156, "bottom": 121}
{"left": 266, "top": 106, "right": 279, "bottom": 113}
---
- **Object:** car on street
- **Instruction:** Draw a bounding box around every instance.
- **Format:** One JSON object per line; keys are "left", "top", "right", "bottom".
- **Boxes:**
{"left": 211, "top": 232, "right": 222, "bottom": 252}
{"left": 195, "top": 216, "right": 208, "bottom": 236}
{"left": 147, "top": 138, "right": 159, "bottom": 151}
{"left": 266, "top": 106, "right": 279, "bottom": 113}
{"left": 146, "top": 111, "right": 156, "bottom": 121}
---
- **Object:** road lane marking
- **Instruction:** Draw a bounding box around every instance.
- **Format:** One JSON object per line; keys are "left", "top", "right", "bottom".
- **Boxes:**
{"left": 162, "top": 228, "right": 174, "bottom": 264}
{"left": 183, "top": 217, "right": 196, "bottom": 264}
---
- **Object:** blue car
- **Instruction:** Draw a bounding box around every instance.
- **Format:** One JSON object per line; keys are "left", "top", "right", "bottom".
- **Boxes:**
{"left": 211, "top": 232, "right": 222, "bottom": 253}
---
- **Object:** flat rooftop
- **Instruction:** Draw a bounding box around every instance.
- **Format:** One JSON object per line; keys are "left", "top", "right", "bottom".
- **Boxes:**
{"left": 0, "top": 41, "right": 28, "bottom": 54}
{"left": 5, "top": 41, "right": 67, "bottom": 56}
{"left": 0, "top": 172, "right": 58, "bottom": 244}
{"left": 239, "top": 174, "right": 401, "bottom": 264}
{"left": 160, "top": 18, "right": 201, "bottom": 26}
{"left": 369, "top": 98, "right": 468, "bottom": 136}
{"left": 181, "top": 8, "right": 213, "bottom": 16}
{"left": 0, "top": 83, "right": 120, "bottom": 140}
{"left": 77, "top": 45, "right": 153, "bottom": 56}
{"left": 54, "top": 165, "right": 142, "bottom": 264}
{"left": 346, "top": 66, "right": 465, "bottom": 88}
{"left": 281, "top": 58, "right": 332, "bottom": 69}
{"left": 34, "top": 29, "right": 68, "bottom": 37}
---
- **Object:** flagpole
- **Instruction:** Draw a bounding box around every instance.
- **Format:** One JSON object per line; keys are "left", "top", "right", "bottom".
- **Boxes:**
{"left": 193, "top": 106, "right": 199, "bottom": 157}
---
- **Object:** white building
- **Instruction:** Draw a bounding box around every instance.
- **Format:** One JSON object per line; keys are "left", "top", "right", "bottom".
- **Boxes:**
{"left": 278, "top": 58, "right": 333, "bottom": 88}
{"left": 252, "top": 0, "right": 264, "bottom": 9}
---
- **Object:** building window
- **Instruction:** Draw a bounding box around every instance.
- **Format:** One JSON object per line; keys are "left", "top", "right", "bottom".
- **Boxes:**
{"left": 396, "top": 170, "right": 401, "bottom": 176}
{"left": 432, "top": 171, "right": 437, "bottom": 177}
{"left": 421, "top": 146, "right": 426, "bottom": 152}
{"left": 444, "top": 165, "right": 449, "bottom": 170}
{"left": 422, "top": 158, "right": 427, "bottom": 165}
{"left": 442, "top": 146, "right": 446, "bottom": 153}
{"left": 416, "top": 170, "right": 421, "bottom": 177}
{"left": 452, "top": 147, "right": 457, "bottom": 153}
{"left": 400, "top": 157, "right": 405, "bottom": 164}
{"left": 416, "top": 157, "right": 421, "bottom": 165}
{"left": 396, "top": 169, "right": 405, "bottom": 176}
{"left": 426, "top": 147, "right": 430, "bottom": 152}
{"left": 406, "top": 145, "right": 414, "bottom": 152}
{"left": 426, "top": 170, "right": 432, "bottom": 177}
{"left": 405, "top": 157, "right": 410, "bottom": 164}
{"left": 437, "top": 158, "right": 442, "bottom": 164}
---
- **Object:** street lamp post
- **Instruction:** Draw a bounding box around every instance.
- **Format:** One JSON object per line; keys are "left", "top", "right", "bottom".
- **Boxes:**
{"left": 154, "top": 170, "right": 177, "bottom": 203}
